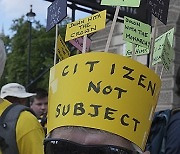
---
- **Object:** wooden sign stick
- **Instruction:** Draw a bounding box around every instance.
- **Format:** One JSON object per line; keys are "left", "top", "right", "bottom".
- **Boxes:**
{"left": 132, "top": 44, "right": 137, "bottom": 60}
{"left": 82, "top": 35, "right": 87, "bottom": 53}
{"left": 160, "top": 66, "right": 164, "bottom": 79}
{"left": 54, "top": 24, "right": 59, "bottom": 65}
{"left": 149, "top": 17, "right": 158, "bottom": 68}
{"left": 105, "top": 6, "right": 120, "bottom": 52}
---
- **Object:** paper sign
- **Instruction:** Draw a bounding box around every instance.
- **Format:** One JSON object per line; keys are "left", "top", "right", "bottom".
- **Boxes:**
{"left": 56, "top": 35, "right": 70, "bottom": 61}
{"left": 125, "top": 42, "right": 150, "bottom": 56}
{"left": 46, "top": 0, "right": 67, "bottom": 32}
{"left": 69, "top": 37, "right": 91, "bottom": 52}
{"left": 123, "top": 16, "right": 151, "bottom": 49}
{"left": 65, "top": 10, "right": 106, "bottom": 42}
{"left": 47, "top": 52, "right": 161, "bottom": 150}
{"left": 101, "top": 0, "right": 141, "bottom": 7}
{"left": 161, "top": 37, "right": 174, "bottom": 70}
{"left": 152, "top": 28, "right": 174, "bottom": 65}
{"left": 147, "top": 0, "right": 170, "bottom": 25}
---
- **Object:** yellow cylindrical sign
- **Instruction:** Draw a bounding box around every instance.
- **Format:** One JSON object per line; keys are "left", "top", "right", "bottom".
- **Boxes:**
{"left": 47, "top": 52, "right": 161, "bottom": 150}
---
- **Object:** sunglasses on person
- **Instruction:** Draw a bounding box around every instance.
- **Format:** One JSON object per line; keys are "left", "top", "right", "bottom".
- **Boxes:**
{"left": 44, "top": 138, "right": 137, "bottom": 154}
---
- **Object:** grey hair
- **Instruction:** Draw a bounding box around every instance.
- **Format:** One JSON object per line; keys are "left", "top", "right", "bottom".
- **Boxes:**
{"left": 0, "top": 39, "right": 6, "bottom": 79}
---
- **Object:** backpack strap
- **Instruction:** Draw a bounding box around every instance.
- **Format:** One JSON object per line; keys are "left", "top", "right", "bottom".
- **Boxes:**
{"left": 146, "top": 109, "right": 171, "bottom": 154}
{"left": 0, "top": 103, "right": 34, "bottom": 154}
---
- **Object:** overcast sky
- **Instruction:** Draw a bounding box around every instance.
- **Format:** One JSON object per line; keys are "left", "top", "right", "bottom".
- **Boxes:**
{"left": 0, "top": 0, "right": 90, "bottom": 36}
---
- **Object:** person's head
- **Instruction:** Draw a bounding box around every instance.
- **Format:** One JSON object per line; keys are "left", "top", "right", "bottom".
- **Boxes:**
{"left": 45, "top": 126, "right": 149, "bottom": 154}
{"left": 0, "top": 83, "right": 35, "bottom": 105}
{"left": 30, "top": 88, "right": 48, "bottom": 118}
{"left": 0, "top": 39, "right": 6, "bottom": 80}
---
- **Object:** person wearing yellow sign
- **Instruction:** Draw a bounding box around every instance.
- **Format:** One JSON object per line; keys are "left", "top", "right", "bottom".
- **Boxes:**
{"left": 45, "top": 52, "right": 161, "bottom": 154}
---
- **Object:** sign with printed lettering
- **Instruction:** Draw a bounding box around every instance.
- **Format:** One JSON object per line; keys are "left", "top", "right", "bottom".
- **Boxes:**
{"left": 46, "top": 0, "right": 67, "bottom": 32}
{"left": 161, "top": 37, "right": 174, "bottom": 70}
{"left": 147, "top": 0, "right": 170, "bottom": 25}
{"left": 125, "top": 42, "right": 150, "bottom": 56}
{"left": 101, "top": 0, "right": 141, "bottom": 7}
{"left": 123, "top": 16, "right": 151, "bottom": 49}
{"left": 47, "top": 52, "right": 161, "bottom": 151}
{"left": 56, "top": 35, "right": 70, "bottom": 60}
{"left": 65, "top": 10, "right": 106, "bottom": 42}
{"left": 69, "top": 37, "right": 91, "bottom": 52}
{"left": 152, "top": 28, "right": 174, "bottom": 65}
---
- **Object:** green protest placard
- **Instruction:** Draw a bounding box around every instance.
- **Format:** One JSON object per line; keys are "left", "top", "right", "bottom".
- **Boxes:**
{"left": 101, "top": 0, "right": 140, "bottom": 7}
{"left": 123, "top": 16, "right": 151, "bottom": 49}
{"left": 152, "top": 28, "right": 174, "bottom": 65}
{"left": 125, "top": 42, "right": 150, "bottom": 56}
{"left": 161, "top": 36, "right": 174, "bottom": 70}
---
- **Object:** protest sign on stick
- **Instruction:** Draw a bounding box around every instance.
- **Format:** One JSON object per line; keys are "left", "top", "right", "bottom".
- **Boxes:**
{"left": 56, "top": 34, "right": 70, "bottom": 61}
{"left": 125, "top": 42, "right": 150, "bottom": 57}
{"left": 123, "top": 16, "right": 151, "bottom": 49}
{"left": 65, "top": 10, "right": 106, "bottom": 42}
{"left": 69, "top": 37, "right": 91, "bottom": 53}
{"left": 101, "top": 0, "right": 141, "bottom": 52}
{"left": 101, "top": 0, "right": 141, "bottom": 7}
{"left": 46, "top": 0, "right": 67, "bottom": 32}
{"left": 152, "top": 28, "right": 174, "bottom": 66}
{"left": 147, "top": 0, "right": 170, "bottom": 25}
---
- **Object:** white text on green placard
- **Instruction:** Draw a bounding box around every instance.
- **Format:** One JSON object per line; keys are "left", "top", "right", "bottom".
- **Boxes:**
{"left": 123, "top": 16, "right": 151, "bottom": 49}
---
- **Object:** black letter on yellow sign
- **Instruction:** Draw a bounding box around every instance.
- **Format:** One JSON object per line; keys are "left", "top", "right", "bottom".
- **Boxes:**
{"left": 104, "top": 107, "right": 117, "bottom": 120}
{"left": 62, "top": 65, "right": 69, "bottom": 76}
{"left": 121, "top": 114, "right": 129, "bottom": 126}
{"left": 88, "top": 104, "right": 102, "bottom": 117}
{"left": 86, "top": 61, "right": 100, "bottom": 72}
{"left": 74, "top": 103, "right": 85, "bottom": 116}
{"left": 123, "top": 66, "right": 135, "bottom": 81}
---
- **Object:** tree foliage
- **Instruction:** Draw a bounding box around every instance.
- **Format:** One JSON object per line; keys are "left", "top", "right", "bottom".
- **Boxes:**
{"left": 1, "top": 16, "right": 67, "bottom": 91}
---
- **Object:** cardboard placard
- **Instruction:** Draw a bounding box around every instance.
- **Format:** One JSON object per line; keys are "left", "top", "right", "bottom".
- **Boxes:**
{"left": 147, "top": 0, "right": 170, "bottom": 25}
{"left": 47, "top": 52, "right": 161, "bottom": 151}
{"left": 46, "top": 0, "right": 67, "bottom": 32}
{"left": 101, "top": 0, "right": 141, "bottom": 7}
{"left": 161, "top": 37, "right": 174, "bottom": 70}
{"left": 125, "top": 42, "right": 150, "bottom": 56}
{"left": 56, "top": 35, "right": 70, "bottom": 61}
{"left": 65, "top": 10, "right": 106, "bottom": 42}
{"left": 123, "top": 16, "right": 151, "bottom": 49}
{"left": 152, "top": 28, "right": 174, "bottom": 65}
{"left": 69, "top": 37, "right": 91, "bottom": 52}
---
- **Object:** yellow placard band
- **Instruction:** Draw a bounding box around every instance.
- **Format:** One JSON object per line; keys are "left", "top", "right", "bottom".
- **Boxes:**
{"left": 47, "top": 52, "right": 161, "bottom": 150}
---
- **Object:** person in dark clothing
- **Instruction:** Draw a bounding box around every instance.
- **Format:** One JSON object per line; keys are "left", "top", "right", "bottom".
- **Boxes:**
{"left": 165, "top": 67, "right": 180, "bottom": 154}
